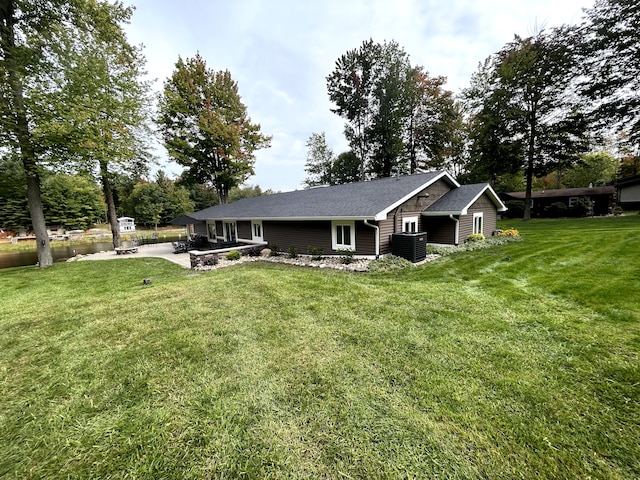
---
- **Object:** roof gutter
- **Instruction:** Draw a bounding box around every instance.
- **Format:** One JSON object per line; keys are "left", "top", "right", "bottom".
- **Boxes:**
{"left": 363, "top": 219, "right": 380, "bottom": 258}
{"left": 449, "top": 214, "right": 460, "bottom": 245}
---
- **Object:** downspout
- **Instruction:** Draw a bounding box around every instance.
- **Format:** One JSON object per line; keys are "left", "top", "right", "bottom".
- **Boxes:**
{"left": 364, "top": 219, "right": 380, "bottom": 258}
{"left": 449, "top": 214, "right": 459, "bottom": 245}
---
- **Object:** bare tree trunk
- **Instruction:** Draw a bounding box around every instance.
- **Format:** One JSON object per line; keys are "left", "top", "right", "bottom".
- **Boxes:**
{"left": 100, "top": 160, "right": 121, "bottom": 248}
{"left": 1, "top": 0, "right": 52, "bottom": 267}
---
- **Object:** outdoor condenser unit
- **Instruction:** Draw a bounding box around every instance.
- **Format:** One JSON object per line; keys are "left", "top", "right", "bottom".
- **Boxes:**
{"left": 391, "top": 232, "right": 427, "bottom": 263}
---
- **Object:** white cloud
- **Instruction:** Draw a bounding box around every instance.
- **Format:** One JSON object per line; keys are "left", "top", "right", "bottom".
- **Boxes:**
{"left": 125, "top": 0, "right": 592, "bottom": 192}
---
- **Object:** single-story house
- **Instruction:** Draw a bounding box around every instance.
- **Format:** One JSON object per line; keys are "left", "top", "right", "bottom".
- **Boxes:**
{"left": 503, "top": 186, "right": 615, "bottom": 217}
{"left": 616, "top": 175, "right": 640, "bottom": 210}
{"left": 117, "top": 216, "right": 136, "bottom": 233}
{"left": 186, "top": 171, "right": 506, "bottom": 259}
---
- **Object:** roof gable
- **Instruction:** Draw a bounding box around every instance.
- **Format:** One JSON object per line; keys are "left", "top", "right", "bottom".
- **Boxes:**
{"left": 423, "top": 183, "right": 507, "bottom": 216}
{"left": 192, "top": 171, "right": 459, "bottom": 221}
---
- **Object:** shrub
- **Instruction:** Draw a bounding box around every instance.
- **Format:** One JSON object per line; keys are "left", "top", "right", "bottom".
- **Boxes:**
{"left": 247, "top": 246, "right": 262, "bottom": 257}
{"left": 612, "top": 205, "right": 624, "bottom": 216}
{"left": 226, "top": 250, "right": 241, "bottom": 261}
{"left": 307, "top": 246, "right": 324, "bottom": 260}
{"left": 337, "top": 248, "right": 355, "bottom": 264}
{"left": 203, "top": 254, "right": 218, "bottom": 266}
{"left": 287, "top": 245, "right": 298, "bottom": 258}
{"left": 268, "top": 243, "right": 280, "bottom": 257}
{"left": 467, "top": 233, "right": 485, "bottom": 242}
{"left": 497, "top": 228, "right": 520, "bottom": 237}
{"left": 368, "top": 255, "right": 414, "bottom": 272}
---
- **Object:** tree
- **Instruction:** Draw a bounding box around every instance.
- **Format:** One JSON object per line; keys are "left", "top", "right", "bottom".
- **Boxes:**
{"left": 41, "top": 174, "right": 105, "bottom": 230}
{"left": 465, "top": 31, "right": 589, "bottom": 219}
{"left": 304, "top": 132, "right": 335, "bottom": 187}
{"left": 128, "top": 182, "right": 163, "bottom": 228}
{"left": 0, "top": 154, "right": 29, "bottom": 231}
{"left": 228, "top": 184, "right": 266, "bottom": 203}
{"left": 327, "top": 40, "right": 461, "bottom": 179}
{"left": 332, "top": 151, "right": 361, "bottom": 185}
{"left": 579, "top": 0, "right": 640, "bottom": 152}
{"left": 159, "top": 54, "right": 271, "bottom": 204}
{"left": 404, "top": 66, "right": 463, "bottom": 174}
{"left": 564, "top": 152, "right": 618, "bottom": 187}
{"left": 59, "top": 12, "right": 154, "bottom": 248}
{"left": 0, "top": 0, "right": 148, "bottom": 265}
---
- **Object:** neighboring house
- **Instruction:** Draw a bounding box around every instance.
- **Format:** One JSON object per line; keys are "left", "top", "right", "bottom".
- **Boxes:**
{"left": 117, "top": 217, "right": 136, "bottom": 233}
{"left": 616, "top": 175, "right": 640, "bottom": 210}
{"left": 187, "top": 171, "right": 507, "bottom": 259}
{"left": 503, "top": 186, "right": 615, "bottom": 217}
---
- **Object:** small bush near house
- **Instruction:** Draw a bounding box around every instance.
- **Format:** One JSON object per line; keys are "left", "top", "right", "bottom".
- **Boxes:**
{"left": 337, "top": 249, "right": 354, "bottom": 264}
{"left": 226, "top": 250, "right": 241, "bottom": 261}
{"left": 203, "top": 254, "right": 218, "bottom": 266}
{"left": 612, "top": 205, "right": 624, "bottom": 216}
{"left": 287, "top": 245, "right": 298, "bottom": 258}
{"left": 368, "top": 255, "right": 414, "bottom": 272}
{"left": 268, "top": 243, "right": 280, "bottom": 256}
{"left": 307, "top": 246, "right": 324, "bottom": 260}
{"left": 467, "top": 233, "right": 485, "bottom": 242}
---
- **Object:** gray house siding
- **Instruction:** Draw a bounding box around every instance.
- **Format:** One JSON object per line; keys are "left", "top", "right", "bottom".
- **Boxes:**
{"left": 263, "top": 221, "right": 331, "bottom": 253}
{"left": 194, "top": 222, "right": 208, "bottom": 237}
{"left": 260, "top": 220, "right": 376, "bottom": 256}
{"left": 459, "top": 195, "right": 498, "bottom": 241}
{"left": 378, "top": 178, "right": 454, "bottom": 254}
{"left": 237, "top": 220, "right": 252, "bottom": 240}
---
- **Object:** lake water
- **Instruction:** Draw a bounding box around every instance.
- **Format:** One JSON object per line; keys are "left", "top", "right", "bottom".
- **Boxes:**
{"left": 0, "top": 241, "right": 116, "bottom": 269}
{"left": 0, "top": 234, "right": 183, "bottom": 269}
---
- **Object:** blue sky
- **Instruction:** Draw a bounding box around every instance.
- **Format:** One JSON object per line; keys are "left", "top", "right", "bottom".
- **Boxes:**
{"left": 125, "top": 0, "right": 592, "bottom": 192}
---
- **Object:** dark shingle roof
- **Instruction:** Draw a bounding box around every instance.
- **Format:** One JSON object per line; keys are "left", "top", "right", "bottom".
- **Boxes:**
{"left": 423, "top": 183, "right": 507, "bottom": 215}
{"left": 192, "top": 171, "right": 455, "bottom": 221}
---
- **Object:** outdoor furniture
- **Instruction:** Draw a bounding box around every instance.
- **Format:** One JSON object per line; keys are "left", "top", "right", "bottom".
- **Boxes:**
{"left": 172, "top": 241, "right": 188, "bottom": 254}
{"left": 115, "top": 246, "right": 138, "bottom": 255}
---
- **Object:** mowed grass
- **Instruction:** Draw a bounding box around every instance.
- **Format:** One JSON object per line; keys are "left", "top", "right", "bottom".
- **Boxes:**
{"left": 0, "top": 216, "right": 638, "bottom": 479}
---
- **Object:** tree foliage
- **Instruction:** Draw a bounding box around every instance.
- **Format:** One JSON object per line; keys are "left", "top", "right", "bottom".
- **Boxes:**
{"left": 327, "top": 40, "right": 462, "bottom": 179}
{"left": 159, "top": 54, "right": 271, "bottom": 204}
{"left": 304, "top": 132, "right": 335, "bottom": 187}
{"left": 464, "top": 31, "right": 589, "bottom": 219}
{"left": 41, "top": 174, "right": 105, "bottom": 230}
{"left": 578, "top": 0, "right": 640, "bottom": 151}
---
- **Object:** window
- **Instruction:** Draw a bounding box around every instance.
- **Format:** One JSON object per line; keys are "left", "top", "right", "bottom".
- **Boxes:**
{"left": 473, "top": 212, "right": 483, "bottom": 235}
{"left": 224, "top": 222, "right": 236, "bottom": 242}
{"left": 568, "top": 197, "right": 579, "bottom": 208}
{"left": 403, "top": 216, "right": 418, "bottom": 233}
{"left": 252, "top": 220, "right": 263, "bottom": 242}
{"left": 207, "top": 222, "right": 217, "bottom": 242}
{"left": 332, "top": 220, "right": 356, "bottom": 251}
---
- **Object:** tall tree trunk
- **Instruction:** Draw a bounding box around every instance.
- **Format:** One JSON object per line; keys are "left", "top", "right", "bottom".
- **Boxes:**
{"left": 1, "top": 0, "right": 52, "bottom": 266}
{"left": 100, "top": 160, "right": 121, "bottom": 248}
{"left": 523, "top": 106, "right": 537, "bottom": 221}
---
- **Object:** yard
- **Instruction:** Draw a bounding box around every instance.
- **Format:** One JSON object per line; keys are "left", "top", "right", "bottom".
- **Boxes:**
{"left": 1, "top": 216, "right": 638, "bottom": 479}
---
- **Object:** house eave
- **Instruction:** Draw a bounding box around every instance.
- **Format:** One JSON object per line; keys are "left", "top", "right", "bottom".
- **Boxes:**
{"left": 373, "top": 171, "right": 460, "bottom": 220}
{"left": 201, "top": 216, "right": 377, "bottom": 222}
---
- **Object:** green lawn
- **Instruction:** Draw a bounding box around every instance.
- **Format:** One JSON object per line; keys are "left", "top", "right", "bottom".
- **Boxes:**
{"left": 1, "top": 216, "right": 638, "bottom": 479}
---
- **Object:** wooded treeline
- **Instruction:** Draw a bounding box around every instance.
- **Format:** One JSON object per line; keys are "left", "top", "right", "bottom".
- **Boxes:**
{"left": 308, "top": 0, "right": 639, "bottom": 221}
